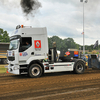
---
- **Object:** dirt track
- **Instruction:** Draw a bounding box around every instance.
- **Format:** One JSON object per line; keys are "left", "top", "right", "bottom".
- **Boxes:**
{"left": 0, "top": 69, "right": 100, "bottom": 100}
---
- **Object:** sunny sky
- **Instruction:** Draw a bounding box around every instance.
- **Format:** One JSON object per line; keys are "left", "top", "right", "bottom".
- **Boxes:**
{"left": 0, "top": 0, "right": 100, "bottom": 45}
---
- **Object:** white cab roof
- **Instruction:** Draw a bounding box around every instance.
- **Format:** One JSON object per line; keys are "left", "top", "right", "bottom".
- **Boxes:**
{"left": 11, "top": 27, "right": 47, "bottom": 37}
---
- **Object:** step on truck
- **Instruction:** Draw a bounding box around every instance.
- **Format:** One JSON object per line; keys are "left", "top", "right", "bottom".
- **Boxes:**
{"left": 6, "top": 25, "right": 85, "bottom": 78}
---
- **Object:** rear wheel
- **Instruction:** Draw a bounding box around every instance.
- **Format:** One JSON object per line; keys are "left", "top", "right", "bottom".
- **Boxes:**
{"left": 28, "top": 64, "right": 42, "bottom": 78}
{"left": 74, "top": 61, "right": 85, "bottom": 74}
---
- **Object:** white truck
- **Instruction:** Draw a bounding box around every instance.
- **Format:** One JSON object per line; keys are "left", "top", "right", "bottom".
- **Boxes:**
{"left": 7, "top": 25, "right": 85, "bottom": 78}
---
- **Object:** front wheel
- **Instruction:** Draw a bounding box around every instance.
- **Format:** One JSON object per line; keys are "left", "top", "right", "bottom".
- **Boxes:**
{"left": 74, "top": 61, "right": 85, "bottom": 74}
{"left": 28, "top": 64, "right": 42, "bottom": 78}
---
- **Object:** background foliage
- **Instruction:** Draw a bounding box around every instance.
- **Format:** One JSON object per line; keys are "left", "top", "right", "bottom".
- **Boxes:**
{"left": 0, "top": 28, "right": 9, "bottom": 42}
{"left": 48, "top": 36, "right": 99, "bottom": 51}
{"left": 48, "top": 36, "right": 80, "bottom": 51}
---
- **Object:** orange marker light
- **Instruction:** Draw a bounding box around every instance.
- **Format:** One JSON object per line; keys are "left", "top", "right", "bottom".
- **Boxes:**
{"left": 21, "top": 25, "right": 24, "bottom": 28}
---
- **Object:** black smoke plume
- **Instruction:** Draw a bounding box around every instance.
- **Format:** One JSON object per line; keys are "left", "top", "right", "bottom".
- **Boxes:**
{"left": 20, "top": 0, "right": 41, "bottom": 16}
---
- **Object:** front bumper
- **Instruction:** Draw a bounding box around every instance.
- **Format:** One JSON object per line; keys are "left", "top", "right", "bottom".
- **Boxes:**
{"left": 7, "top": 64, "right": 20, "bottom": 75}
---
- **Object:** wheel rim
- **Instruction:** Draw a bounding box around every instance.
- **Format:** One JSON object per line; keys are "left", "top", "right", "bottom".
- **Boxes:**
{"left": 76, "top": 63, "right": 83, "bottom": 72}
{"left": 32, "top": 67, "right": 40, "bottom": 76}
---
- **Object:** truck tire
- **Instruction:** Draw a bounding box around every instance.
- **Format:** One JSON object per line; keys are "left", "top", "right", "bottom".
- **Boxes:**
{"left": 28, "top": 64, "right": 42, "bottom": 78}
{"left": 74, "top": 61, "right": 85, "bottom": 74}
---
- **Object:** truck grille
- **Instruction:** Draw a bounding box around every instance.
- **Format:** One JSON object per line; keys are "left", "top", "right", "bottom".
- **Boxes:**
{"left": 8, "top": 57, "right": 15, "bottom": 61}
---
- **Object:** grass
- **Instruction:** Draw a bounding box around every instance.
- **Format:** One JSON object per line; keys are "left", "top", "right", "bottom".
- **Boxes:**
{"left": 0, "top": 65, "right": 7, "bottom": 73}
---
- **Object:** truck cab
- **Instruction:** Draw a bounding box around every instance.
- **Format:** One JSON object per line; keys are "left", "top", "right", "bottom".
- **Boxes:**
{"left": 7, "top": 25, "right": 48, "bottom": 75}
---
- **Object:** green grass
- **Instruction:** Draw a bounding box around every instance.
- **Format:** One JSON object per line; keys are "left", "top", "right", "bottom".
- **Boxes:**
{"left": 0, "top": 65, "right": 7, "bottom": 73}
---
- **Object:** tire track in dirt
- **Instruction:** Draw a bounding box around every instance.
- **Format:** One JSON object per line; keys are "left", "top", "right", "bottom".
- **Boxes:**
{"left": 0, "top": 69, "right": 100, "bottom": 100}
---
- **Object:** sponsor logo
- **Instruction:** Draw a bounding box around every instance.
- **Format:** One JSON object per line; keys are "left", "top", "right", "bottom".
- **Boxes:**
{"left": 35, "top": 54, "right": 45, "bottom": 56}
{"left": 36, "top": 41, "right": 40, "bottom": 47}
{"left": 8, "top": 51, "right": 12, "bottom": 56}
{"left": 74, "top": 51, "right": 78, "bottom": 57}
{"left": 34, "top": 40, "right": 41, "bottom": 51}
{"left": 23, "top": 52, "right": 28, "bottom": 56}
{"left": 35, "top": 54, "right": 41, "bottom": 56}
{"left": 65, "top": 51, "right": 70, "bottom": 56}
{"left": 14, "top": 29, "right": 18, "bottom": 34}
{"left": 34, "top": 40, "right": 41, "bottom": 48}
{"left": 19, "top": 53, "right": 22, "bottom": 56}
{"left": 19, "top": 52, "right": 28, "bottom": 56}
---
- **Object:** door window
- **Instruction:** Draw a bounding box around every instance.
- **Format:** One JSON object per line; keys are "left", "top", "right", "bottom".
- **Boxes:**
{"left": 19, "top": 37, "right": 32, "bottom": 52}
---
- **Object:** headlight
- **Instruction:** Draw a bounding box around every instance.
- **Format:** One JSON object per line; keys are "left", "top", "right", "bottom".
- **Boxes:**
{"left": 13, "top": 66, "right": 19, "bottom": 70}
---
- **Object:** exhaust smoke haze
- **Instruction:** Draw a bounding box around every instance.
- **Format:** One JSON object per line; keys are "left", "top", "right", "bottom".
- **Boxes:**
{"left": 20, "top": 0, "right": 41, "bottom": 16}
{"left": 0, "top": 0, "right": 41, "bottom": 17}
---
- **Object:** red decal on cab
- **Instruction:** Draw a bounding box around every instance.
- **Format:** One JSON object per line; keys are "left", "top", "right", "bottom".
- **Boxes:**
{"left": 19, "top": 53, "right": 22, "bottom": 56}
{"left": 34, "top": 40, "right": 41, "bottom": 48}
{"left": 65, "top": 51, "right": 70, "bottom": 56}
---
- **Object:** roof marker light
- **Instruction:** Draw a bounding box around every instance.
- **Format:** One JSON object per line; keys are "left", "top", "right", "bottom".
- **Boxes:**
{"left": 21, "top": 25, "right": 24, "bottom": 28}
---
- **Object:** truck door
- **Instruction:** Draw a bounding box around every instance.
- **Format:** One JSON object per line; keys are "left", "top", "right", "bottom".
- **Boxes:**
{"left": 19, "top": 37, "right": 33, "bottom": 62}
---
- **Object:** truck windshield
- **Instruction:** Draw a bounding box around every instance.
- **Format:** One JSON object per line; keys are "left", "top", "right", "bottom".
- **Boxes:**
{"left": 9, "top": 40, "right": 19, "bottom": 50}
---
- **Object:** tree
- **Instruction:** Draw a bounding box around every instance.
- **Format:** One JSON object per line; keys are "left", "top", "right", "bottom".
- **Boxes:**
{"left": 0, "top": 28, "right": 9, "bottom": 42}
{"left": 0, "top": 28, "right": 3, "bottom": 35}
{"left": 48, "top": 36, "right": 81, "bottom": 51}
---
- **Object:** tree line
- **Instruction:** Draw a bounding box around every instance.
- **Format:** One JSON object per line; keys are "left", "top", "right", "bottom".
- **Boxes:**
{"left": 48, "top": 36, "right": 99, "bottom": 52}
{"left": 48, "top": 36, "right": 80, "bottom": 51}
